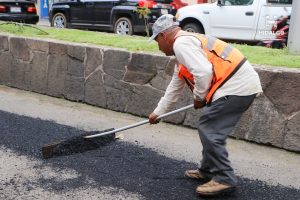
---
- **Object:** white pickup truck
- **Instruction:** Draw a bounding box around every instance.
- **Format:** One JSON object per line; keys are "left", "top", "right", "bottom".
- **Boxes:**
{"left": 176, "top": 0, "right": 292, "bottom": 42}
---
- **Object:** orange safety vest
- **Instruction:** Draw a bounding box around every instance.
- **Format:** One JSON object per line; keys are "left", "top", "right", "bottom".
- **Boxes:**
{"left": 175, "top": 32, "right": 247, "bottom": 104}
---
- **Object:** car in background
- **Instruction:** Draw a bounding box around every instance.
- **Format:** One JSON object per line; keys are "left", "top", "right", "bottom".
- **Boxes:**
{"left": 176, "top": 0, "right": 292, "bottom": 42}
{"left": 257, "top": 15, "right": 290, "bottom": 49}
{"left": 49, "top": 0, "right": 176, "bottom": 35}
{"left": 0, "top": 0, "right": 39, "bottom": 24}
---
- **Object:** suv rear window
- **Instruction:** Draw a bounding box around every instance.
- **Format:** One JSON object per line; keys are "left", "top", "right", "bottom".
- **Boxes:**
{"left": 267, "top": 0, "right": 293, "bottom": 4}
{"left": 155, "top": 0, "right": 173, "bottom": 4}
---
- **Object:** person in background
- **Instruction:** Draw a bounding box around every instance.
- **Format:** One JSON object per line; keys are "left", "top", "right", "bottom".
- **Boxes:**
{"left": 148, "top": 14, "right": 262, "bottom": 197}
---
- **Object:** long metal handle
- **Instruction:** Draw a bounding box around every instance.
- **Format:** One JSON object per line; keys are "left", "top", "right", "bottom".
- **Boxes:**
{"left": 84, "top": 104, "right": 193, "bottom": 139}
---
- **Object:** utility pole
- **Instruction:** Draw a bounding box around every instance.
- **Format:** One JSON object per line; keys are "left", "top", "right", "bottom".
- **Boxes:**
{"left": 288, "top": 0, "right": 300, "bottom": 54}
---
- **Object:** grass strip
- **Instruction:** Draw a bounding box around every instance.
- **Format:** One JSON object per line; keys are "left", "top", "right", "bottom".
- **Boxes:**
{"left": 0, "top": 23, "right": 299, "bottom": 68}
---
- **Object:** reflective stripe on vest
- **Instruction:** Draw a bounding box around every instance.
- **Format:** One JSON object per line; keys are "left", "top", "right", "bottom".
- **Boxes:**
{"left": 176, "top": 32, "right": 246, "bottom": 103}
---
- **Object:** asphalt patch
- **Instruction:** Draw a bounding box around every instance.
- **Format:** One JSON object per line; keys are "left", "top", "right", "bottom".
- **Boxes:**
{"left": 41, "top": 129, "right": 116, "bottom": 159}
{"left": 0, "top": 110, "right": 299, "bottom": 200}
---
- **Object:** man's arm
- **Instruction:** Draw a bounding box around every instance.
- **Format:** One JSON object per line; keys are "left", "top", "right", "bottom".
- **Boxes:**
{"left": 149, "top": 64, "right": 186, "bottom": 124}
{"left": 173, "top": 36, "right": 213, "bottom": 106}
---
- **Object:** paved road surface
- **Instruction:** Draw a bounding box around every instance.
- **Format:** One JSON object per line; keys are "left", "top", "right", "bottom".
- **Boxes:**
{"left": 37, "top": 18, "right": 50, "bottom": 27}
{"left": 0, "top": 86, "right": 299, "bottom": 200}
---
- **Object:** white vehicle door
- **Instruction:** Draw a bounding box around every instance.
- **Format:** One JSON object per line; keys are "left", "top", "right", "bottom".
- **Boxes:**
{"left": 254, "top": 0, "right": 292, "bottom": 41}
{"left": 209, "top": 0, "right": 260, "bottom": 40}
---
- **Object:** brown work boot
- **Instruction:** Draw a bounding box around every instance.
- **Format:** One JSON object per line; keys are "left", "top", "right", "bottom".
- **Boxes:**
{"left": 184, "top": 169, "right": 207, "bottom": 180}
{"left": 196, "top": 179, "right": 236, "bottom": 196}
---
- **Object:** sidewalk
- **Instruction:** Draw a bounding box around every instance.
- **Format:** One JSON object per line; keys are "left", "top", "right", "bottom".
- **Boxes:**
{"left": 0, "top": 85, "right": 299, "bottom": 190}
{"left": 37, "top": 18, "right": 50, "bottom": 27}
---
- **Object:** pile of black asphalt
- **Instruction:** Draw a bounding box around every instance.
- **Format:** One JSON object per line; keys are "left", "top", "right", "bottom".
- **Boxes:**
{"left": 0, "top": 110, "right": 299, "bottom": 200}
{"left": 41, "top": 128, "right": 116, "bottom": 159}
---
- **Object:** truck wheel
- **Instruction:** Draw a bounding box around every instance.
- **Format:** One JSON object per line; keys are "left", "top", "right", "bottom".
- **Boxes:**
{"left": 183, "top": 23, "right": 204, "bottom": 34}
{"left": 52, "top": 13, "right": 68, "bottom": 28}
{"left": 114, "top": 17, "right": 133, "bottom": 35}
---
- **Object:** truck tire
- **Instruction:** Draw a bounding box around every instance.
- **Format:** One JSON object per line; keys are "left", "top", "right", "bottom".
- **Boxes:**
{"left": 114, "top": 17, "right": 133, "bottom": 35}
{"left": 51, "top": 13, "right": 68, "bottom": 29}
{"left": 182, "top": 23, "right": 204, "bottom": 34}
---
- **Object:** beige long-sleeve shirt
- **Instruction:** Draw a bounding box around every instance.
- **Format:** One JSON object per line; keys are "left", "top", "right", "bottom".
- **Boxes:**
{"left": 153, "top": 33, "right": 263, "bottom": 116}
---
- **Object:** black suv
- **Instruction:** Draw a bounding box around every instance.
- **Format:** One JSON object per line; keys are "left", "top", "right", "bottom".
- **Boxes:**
{"left": 0, "top": 0, "right": 39, "bottom": 24}
{"left": 49, "top": 0, "right": 176, "bottom": 35}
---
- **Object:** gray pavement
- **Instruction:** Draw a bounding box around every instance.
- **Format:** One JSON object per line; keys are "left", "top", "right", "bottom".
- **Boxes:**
{"left": 37, "top": 18, "right": 50, "bottom": 27}
{"left": 0, "top": 85, "right": 299, "bottom": 199}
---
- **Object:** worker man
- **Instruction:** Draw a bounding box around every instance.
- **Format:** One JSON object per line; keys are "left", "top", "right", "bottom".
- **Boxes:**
{"left": 148, "top": 14, "right": 262, "bottom": 196}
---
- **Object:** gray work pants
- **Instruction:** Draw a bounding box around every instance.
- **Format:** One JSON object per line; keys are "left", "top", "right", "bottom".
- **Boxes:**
{"left": 198, "top": 94, "right": 256, "bottom": 186}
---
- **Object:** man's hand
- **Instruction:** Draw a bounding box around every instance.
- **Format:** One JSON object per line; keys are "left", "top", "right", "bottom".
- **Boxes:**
{"left": 149, "top": 112, "right": 159, "bottom": 124}
{"left": 194, "top": 99, "right": 206, "bottom": 109}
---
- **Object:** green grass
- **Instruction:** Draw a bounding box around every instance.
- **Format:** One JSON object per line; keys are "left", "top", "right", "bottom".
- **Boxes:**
{"left": 0, "top": 22, "right": 299, "bottom": 68}
{"left": 0, "top": 23, "right": 158, "bottom": 52}
{"left": 234, "top": 44, "right": 300, "bottom": 68}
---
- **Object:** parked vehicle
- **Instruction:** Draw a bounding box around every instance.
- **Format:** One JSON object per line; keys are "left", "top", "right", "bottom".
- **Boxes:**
{"left": 176, "top": 0, "right": 292, "bottom": 42}
{"left": 49, "top": 0, "right": 176, "bottom": 35}
{"left": 0, "top": 0, "right": 39, "bottom": 24}
{"left": 257, "top": 15, "right": 290, "bottom": 49}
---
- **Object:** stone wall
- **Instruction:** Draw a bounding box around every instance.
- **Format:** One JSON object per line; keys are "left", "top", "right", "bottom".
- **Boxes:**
{"left": 0, "top": 34, "right": 299, "bottom": 152}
